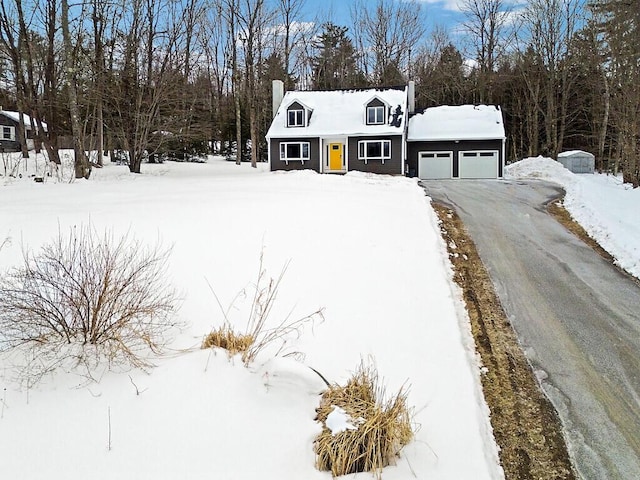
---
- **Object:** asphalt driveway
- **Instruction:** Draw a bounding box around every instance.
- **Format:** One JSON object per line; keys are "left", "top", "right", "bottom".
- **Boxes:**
{"left": 422, "top": 179, "right": 640, "bottom": 480}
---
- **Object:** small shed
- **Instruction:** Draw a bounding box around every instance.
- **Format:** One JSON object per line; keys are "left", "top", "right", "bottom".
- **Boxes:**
{"left": 557, "top": 150, "right": 594, "bottom": 174}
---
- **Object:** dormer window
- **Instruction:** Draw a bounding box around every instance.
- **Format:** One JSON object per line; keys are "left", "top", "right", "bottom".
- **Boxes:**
{"left": 288, "top": 109, "right": 305, "bottom": 127}
{"left": 367, "top": 105, "right": 385, "bottom": 125}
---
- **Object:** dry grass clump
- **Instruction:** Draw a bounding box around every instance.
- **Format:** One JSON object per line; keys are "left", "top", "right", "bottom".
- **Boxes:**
{"left": 201, "top": 326, "right": 253, "bottom": 355}
{"left": 314, "top": 361, "right": 414, "bottom": 478}
{"left": 201, "top": 252, "right": 324, "bottom": 366}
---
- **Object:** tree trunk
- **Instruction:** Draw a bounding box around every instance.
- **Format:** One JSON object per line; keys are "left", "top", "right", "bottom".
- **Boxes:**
{"left": 230, "top": 2, "right": 242, "bottom": 166}
{"left": 597, "top": 71, "right": 610, "bottom": 172}
{"left": 61, "top": 0, "right": 91, "bottom": 179}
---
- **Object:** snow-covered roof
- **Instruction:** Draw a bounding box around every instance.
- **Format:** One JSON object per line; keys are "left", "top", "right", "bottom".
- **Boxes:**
{"left": 558, "top": 150, "right": 594, "bottom": 158}
{"left": 0, "top": 110, "right": 48, "bottom": 131}
{"left": 266, "top": 87, "right": 407, "bottom": 139}
{"left": 408, "top": 105, "right": 505, "bottom": 141}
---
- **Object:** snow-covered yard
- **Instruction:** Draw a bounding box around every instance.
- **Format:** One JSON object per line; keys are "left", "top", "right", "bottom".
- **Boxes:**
{"left": 1, "top": 153, "right": 637, "bottom": 480}
{"left": 0, "top": 155, "right": 502, "bottom": 480}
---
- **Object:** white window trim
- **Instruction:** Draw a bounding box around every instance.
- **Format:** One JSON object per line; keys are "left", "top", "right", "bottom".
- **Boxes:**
{"left": 280, "top": 141, "right": 310, "bottom": 165}
{"left": 358, "top": 139, "right": 391, "bottom": 164}
{"left": 287, "top": 109, "right": 305, "bottom": 127}
{"left": 366, "top": 105, "right": 385, "bottom": 125}
{"left": 1, "top": 125, "right": 16, "bottom": 141}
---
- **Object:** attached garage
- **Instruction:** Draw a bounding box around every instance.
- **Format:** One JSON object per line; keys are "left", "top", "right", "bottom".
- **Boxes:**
{"left": 459, "top": 151, "right": 499, "bottom": 179}
{"left": 418, "top": 151, "right": 452, "bottom": 179}
{"left": 407, "top": 105, "right": 506, "bottom": 180}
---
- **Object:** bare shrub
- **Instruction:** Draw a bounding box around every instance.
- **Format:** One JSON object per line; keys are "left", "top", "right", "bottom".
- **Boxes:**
{"left": 202, "top": 252, "right": 324, "bottom": 366}
{"left": 0, "top": 225, "right": 179, "bottom": 374}
{"left": 314, "top": 361, "right": 414, "bottom": 479}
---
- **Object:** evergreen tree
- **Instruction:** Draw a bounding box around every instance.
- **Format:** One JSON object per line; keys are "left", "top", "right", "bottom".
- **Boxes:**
{"left": 416, "top": 43, "right": 469, "bottom": 107}
{"left": 311, "top": 23, "right": 367, "bottom": 90}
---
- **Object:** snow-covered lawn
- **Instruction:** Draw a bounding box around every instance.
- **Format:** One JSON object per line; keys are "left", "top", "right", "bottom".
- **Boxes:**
{"left": 0, "top": 155, "right": 502, "bottom": 480}
{"left": 2, "top": 153, "right": 634, "bottom": 480}
{"left": 507, "top": 157, "right": 640, "bottom": 280}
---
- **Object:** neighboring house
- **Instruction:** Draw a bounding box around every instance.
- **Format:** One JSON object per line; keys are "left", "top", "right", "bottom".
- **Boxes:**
{"left": 266, "top": 81, "right": 409, "bottom": 175}
{"left": 0, "top": 109, "right": 47, "bottom": 152}
{"left": 407, "top": 105, "right": 506, "bottom": 180}
{"left": 266, "top": 81, "right": 506, "bottom": 180}
{"left": 557, "top": 150, "right": 595, "bottom": 174}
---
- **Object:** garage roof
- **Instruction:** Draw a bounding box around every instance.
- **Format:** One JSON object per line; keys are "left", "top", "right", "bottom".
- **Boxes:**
{"left": 408, "top": 105, "right": 505, "bottom": 141}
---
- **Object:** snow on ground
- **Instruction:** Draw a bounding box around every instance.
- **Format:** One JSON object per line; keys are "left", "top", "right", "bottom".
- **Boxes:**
{"left": 506, "top": 156, "right": 640, "bottom": 279}
{"left": 0, "top": 153, "right": 503, "bottom": 480}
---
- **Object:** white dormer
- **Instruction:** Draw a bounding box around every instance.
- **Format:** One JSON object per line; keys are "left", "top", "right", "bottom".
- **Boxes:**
{"left": 286, "top": 100, "right": 313, "bottom": 128}
{"left": 364, "top": 96, "right": 389, "bottom": 126}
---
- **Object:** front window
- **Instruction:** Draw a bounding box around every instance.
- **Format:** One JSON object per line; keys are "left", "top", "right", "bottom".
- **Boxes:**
{"left": 358, "top": 140, "right": 391, "bottom": 164}
{"left": 287, "top": 109, "right": 305, "bottom": 127}
{"left": 280, "top": 142, "right": 310, "bottom": 164}
{"left": 1, "top": 126, "right": 15, "bottom": 141}
{"left": 367, "top": 106, "right": 385, "bottom": 125}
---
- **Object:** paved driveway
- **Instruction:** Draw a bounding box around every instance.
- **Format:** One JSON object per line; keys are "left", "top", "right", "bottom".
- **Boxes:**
{"left": 422, "top": 179, "right": 640, "bottom": 480}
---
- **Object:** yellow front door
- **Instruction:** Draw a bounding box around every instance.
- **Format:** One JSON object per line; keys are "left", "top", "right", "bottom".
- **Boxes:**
{"left": 329, "top": 143, "right": 343, "bottom": 171}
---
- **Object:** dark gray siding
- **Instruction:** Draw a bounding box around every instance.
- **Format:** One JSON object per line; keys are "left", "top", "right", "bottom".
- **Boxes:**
{"left": 407, "top": 139, "right": 503, "bottom": 178}
{"left": 0, "top": 115, "right": 21, "bottom": 152}
{"left": 347, "top": 135, "right": 403, "bottom": 175}
{"left": 270, "top": 137, "right": 320, "bottom": 172}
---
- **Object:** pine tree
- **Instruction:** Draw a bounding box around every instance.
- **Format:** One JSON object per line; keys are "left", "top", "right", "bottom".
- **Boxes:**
{"left": 311, "top": 23, "right": 367, "bottom": 90}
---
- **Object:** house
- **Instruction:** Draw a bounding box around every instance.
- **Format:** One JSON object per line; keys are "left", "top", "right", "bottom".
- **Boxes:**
{"left": 557, "top": 150, "right": 594, "bottom": 174}
{"left": 266, "top": 81, "right": 409, "bottom": 175}
{"left": 407, "top": 105, "right": 505, "bottom": 180}
{"left": 266, "top": 81, "right": 506, "bottom": 180}
{"left": 0, "top": 109, "right": 47, "bottom": 152}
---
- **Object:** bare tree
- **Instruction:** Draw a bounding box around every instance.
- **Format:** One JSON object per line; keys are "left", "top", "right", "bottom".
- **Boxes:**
{"left": 353, "top": 0, "right": 424, "bottom": 85}
{"left": 276, "top": 0, "right": 306, "bottom": 89}
{"left": 61, "top": 0, "right": 92, "bottom": 179}
{"left": 106, "top": 0, "right": 186, "bottom": 173}
{"left": 516, "top": 0, "right": 583, "bottom": 158}
{"left": 220, "top": 0, "right": 244, "bottom": 165}
{"left": 199, "top": 0, "right": 232, "bottom": 153}
{"left": 591, "top": 0, "right": 640, "bottom": 186}
{"left": 459, "top": 0, "right": 513, "bottom": 103}
{"left": 0, "top": 0, "right": 62, "bottom": 165}
{"left": 223, "top": 0, "right": 273, "bottom": 167}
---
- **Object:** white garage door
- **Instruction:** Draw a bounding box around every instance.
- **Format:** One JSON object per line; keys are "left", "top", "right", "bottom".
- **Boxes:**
{"left": 459, "top": 151, "right": 499, "bottom": 179}
{"left": 419, "top": 151, "right": 452, "bottom": 179}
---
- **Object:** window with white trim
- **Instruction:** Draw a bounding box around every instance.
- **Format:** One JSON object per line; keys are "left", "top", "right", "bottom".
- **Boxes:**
{"left": 287, "top": 109, "right": 305, "bottom": 127}
{"left": 358, "top": 140, "right": 391, "bottom": 164}
{"left": 280, "top": 142, "right": 310, "bottom": 164}
{"left": 1, "top": 126, "right": 15, "bottom": 141}
{"left": 366, "top": 106, "right": 385, "bottom": 125}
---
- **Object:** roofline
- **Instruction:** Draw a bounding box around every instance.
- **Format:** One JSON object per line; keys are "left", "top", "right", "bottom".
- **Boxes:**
{"left": 284, "top": 85, "right": 407, "bottom": 94}
{"left": 407, "top": 136, "right": 506, "bottom": 142}
{"left": 0, "top": 110, "right": 47, "bottom": 130}
{"left": 267, "top": 131, "right": 405, "bottom": 140}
